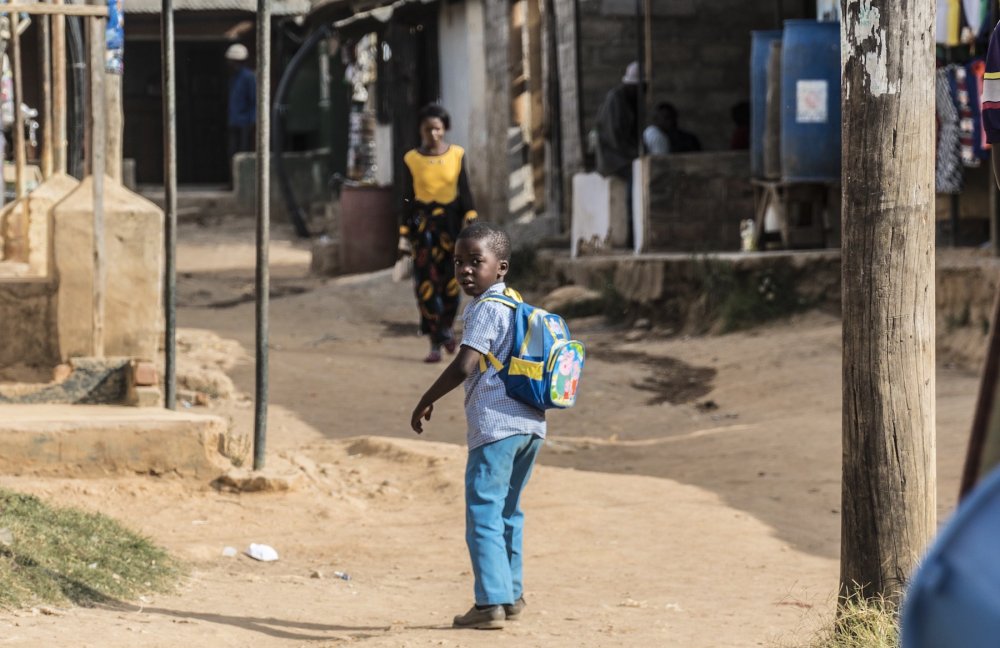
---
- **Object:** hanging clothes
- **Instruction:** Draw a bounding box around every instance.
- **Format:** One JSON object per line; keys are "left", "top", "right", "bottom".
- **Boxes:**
{"left": 983, "top": 27, "right": 1000, "bottom": 146}
{"left": 962, "top": 0, "right": 985, "bottom": 38}
{"left": 938, "top": 0, "right": 963, "bottom": 45}
{"left": 968, "top": 58, "right": 991, "bottom": 157}
{"left": 937, "top": 66, "right": 964, "bottom": 194}
{"left": 955, "top": 66, "right": 982, "bottom": 166}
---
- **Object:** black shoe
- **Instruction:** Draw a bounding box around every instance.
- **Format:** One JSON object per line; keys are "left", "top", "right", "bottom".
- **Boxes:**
{"left": 504, "top": 596, "right": 526, "bottom": 621}
{"left": 452, "top": 604, "right": 505, "bottom": 629}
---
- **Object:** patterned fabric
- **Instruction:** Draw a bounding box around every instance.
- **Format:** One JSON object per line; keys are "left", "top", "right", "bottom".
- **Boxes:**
{"left": 400, "top": 145, "right": 479, "bottom": 345}
{"left": 983, "top": 23, "right": 1000, "bottom": 144}
{"left": 937, "top": 66, "right": 964, "bottom": 194}
{"left": 461, "top": 282, "right": 546, "bottom": 451}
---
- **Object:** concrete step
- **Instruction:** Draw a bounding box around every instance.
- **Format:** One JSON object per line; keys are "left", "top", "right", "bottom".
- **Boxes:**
{"left": 0, "top": 405, "right": 239, "bottom": 478}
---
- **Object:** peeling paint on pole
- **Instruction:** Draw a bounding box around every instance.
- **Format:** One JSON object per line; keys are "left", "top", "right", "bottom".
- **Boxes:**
{"left": 843, "top": 0, "right": 899, "bottom": 98}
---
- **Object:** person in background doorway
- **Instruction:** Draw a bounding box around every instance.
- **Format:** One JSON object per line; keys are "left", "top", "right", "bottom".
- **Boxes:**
{"left": 642, "top": 102, "right": 702, "bottom": 156}
{"left": 225, "top": 43, "right": 256, "bottom": 164}
{"left": 397, "top": 104, "right": 479, "bottom": 364}
{"left": 729, "top": 101, "right": 750, "bottom": 150}
{"left": 594, "top": 61, "right": 641, "bottom": 179}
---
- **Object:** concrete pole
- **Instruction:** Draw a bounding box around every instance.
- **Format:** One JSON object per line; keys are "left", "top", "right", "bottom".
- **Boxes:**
{"left": 839, "top": 0, "right": 936, "bottom": 606}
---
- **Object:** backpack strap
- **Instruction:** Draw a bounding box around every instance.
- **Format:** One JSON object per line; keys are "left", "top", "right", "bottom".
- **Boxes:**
{"left": 475, "top": 290, "right": 520, "bottom": 373}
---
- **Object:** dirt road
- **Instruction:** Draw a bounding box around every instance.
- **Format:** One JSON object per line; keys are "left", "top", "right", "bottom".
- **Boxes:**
{"left": 0, "top": 219, "right": 980, "bottom": 647}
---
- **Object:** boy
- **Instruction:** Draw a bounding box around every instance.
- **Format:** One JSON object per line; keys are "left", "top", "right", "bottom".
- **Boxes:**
{"left": 410, "top": 222, "right": 545, "bottom": 630}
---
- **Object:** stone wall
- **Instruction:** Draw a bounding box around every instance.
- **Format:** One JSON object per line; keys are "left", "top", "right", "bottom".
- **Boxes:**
{"left": 576, "top": 0, "right": 809, "bottom": 153}
{"left": 643, "top": 151, "right": 753, "bottom": 251}
{"left": 0, "top": 278, "right": 59, "bottom": 369}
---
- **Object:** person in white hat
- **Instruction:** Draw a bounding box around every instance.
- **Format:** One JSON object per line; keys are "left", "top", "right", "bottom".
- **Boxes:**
{"left": 594, "top": 61, "right": 642, "bottom": 180}
{"left": 225, "top": 42, "right": 256, "bottom": 171}
{"left": 592, "top": 61, "right": 644, "bottom": 246}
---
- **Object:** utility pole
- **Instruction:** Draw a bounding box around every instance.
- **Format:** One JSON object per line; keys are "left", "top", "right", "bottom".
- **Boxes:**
{"left": 840, "top": 0, "right": 936, "bottom": 605}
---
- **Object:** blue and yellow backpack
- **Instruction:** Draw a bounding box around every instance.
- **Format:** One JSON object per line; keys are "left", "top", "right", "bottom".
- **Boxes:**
{"left": 478, "top": 288, "right": 586, "bottom": 410}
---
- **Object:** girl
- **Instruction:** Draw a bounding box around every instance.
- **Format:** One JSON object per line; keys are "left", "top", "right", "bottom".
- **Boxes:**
{"left": 398, "top": 104, "right": 479, "bottom": 363}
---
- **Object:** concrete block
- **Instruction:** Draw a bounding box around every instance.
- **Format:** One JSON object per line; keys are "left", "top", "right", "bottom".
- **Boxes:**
{"left": 0, "top": 405, "right": 235, "bottom": 478}
{"left": 52, "top": 177, "right": 164, "bottom": 361}
{"left": 128, "top": 385, "right": 162, "bottom": 408}
{"left": 571, "top": 172, "right": 629, "bottom": 257}
{"left": 0, "top": 174, "right": 79, "bottom": 277}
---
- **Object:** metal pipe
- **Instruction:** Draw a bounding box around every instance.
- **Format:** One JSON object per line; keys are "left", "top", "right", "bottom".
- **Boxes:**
{"left": 254, "top": 0, "right": 272, "bottom": 471}
{"left": 162, "top": 0, "right": 177, "bottom": 409}
{"left": 67, "top": 15, "right": 86, "bottom": 178}
{"left": 272, "top": 24, "right": 329, "bottom": 239}
{"left": 40, "top": 15, "right": 53, "bottom": 179}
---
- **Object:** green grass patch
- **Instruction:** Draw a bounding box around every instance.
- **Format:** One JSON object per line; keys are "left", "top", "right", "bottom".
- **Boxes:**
{"left": 697, "top": 258, "right": 810, "bottom": 332}
{"left": 805, "top": 596, "right": 899, "bottom": 648}
{"left": 0, "top": 488, "right": 181, "bottom": 608}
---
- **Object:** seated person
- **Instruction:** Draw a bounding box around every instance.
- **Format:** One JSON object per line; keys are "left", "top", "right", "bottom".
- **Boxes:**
{"left": 643, "top": 102, "right": 702, "bottom": 155}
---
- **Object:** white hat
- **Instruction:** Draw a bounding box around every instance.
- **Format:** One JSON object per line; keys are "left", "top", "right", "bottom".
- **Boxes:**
{"left": 225, "top": 43, "right": 249, "bottom": 61}
{"left": 622, "top": 61, "right": 641, "bottom": 85}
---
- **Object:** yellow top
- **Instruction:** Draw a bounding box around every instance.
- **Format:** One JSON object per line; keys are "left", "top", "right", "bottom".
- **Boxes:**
{"left": 404, "top": 145, "right": 466, "bottom": 206}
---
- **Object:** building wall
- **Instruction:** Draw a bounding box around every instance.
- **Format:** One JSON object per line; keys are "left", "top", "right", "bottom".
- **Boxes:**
{"left": 438, "top": 0, "right": 490, "bottom": 209}
{"left": 576, "top": 0, "right": 809, "bottom": 152}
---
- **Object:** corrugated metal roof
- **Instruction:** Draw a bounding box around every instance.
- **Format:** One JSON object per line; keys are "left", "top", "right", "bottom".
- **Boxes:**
{"left": 125, "top": 0, "right": 309, "bottom": 15}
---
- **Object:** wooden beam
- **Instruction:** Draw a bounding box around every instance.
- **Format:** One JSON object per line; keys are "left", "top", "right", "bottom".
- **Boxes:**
{"left": 11, "top": 11, "right": 26, "bottom": 200}
{"left": 0, "top": 4, "right": 108, "bottom": 17}
{"left": 52, "top": 0, "right": 67, "bottom": 174}
{"left": 40, "top": 14, "right": 53, "bottom": 178}
{"left": 89, "top": 16, "right": 107, "bottom": 357}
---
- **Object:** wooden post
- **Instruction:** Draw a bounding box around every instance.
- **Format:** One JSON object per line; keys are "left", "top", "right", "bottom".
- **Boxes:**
{"left": 105, "top": 76, "right": 122, "bottom": 183}
{"left": 52, "top": 0, "right": 67, "bottom": 174}
{"left": 11, "top": 11, "right": 25, "bottom": 199}
{"left": 483, "top": 0, "right": 511, "bottom": 224}
{"left": 40, "top": 15, "right": 53, "bottom": 179}
{"left": 89, "top": 16, "right": 107, "bottom": 357}
{"left": 840, "top": 0, "right": 936, "bottom": 605}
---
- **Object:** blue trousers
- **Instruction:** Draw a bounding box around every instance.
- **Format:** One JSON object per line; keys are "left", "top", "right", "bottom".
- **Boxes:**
{"left": 465, "top": 433, "right": 544, "bottom": 606}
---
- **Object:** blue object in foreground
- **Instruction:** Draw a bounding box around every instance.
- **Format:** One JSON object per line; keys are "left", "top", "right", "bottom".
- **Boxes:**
{"left": 901, "top": 465, "right": 1000, "bottom": 647}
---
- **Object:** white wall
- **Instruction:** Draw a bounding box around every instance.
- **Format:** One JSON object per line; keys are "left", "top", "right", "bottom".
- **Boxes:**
{"left": 438, "top": 0, "right": 489, "bottom": 211}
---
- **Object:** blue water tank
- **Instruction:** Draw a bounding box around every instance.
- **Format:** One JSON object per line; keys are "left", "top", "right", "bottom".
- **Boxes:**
{"left": 750, "top": 30, "right": 782, "bottom": 178}
{"left": 901, "top": 465, "right": 1000, "bottom": 647}
{"left": 780, "top": 20, "right": 841, "bottom": 182}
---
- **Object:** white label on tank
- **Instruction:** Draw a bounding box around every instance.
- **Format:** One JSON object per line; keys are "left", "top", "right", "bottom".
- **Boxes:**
{"left": 796, "top": 80, "right": 828, "bottom": 124}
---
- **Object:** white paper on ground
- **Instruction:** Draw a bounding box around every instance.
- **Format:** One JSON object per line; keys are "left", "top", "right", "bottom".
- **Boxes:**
{"left": 246, "top": 543, "right": 279, "bottom": 562}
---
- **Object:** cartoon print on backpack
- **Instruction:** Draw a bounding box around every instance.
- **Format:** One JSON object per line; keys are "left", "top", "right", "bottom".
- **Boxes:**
{"left": 479, "top": 288, "right": 586, "bottom": 410}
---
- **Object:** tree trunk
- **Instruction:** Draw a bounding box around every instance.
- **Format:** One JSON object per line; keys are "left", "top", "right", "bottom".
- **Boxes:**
{"left": 840, "top": 0, "right": 936, "bottom": 605}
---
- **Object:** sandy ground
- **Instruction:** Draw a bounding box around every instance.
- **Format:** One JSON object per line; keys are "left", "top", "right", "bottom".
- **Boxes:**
{"left": 0, "top": 218, "right": 981, "bottom": 647}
